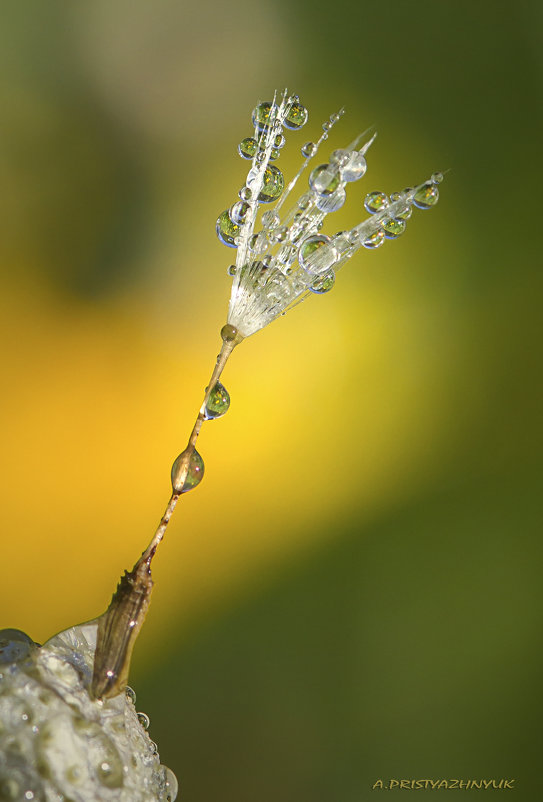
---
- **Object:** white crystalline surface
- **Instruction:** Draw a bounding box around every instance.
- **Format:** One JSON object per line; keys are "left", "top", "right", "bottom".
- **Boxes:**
{"left": 0, "top": 626, "right": 177, "bottom": 802}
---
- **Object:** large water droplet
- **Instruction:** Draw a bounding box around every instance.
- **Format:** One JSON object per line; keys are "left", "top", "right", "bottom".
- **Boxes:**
{"left": 238, "top": 137, "right": 258, "bottom": 160}
{"left": 299, "top": 235, "right": 338, "bottom": 275}
{"left": 309, "top": 164, "right": 340, "bottom": 196}
{"left": 258, "top": 165, "right": 284, "bottom": 203}
{"left": 284, "top": 101, "right": 308, "bottom": 130}
{"left": 205, "top": 382, "right": 230, "bottom": 420}
{"left": 413, "top": 182, "right": 439, "bottom": 209}
{"left": 364, "top": 192, "right": 389, "bottom": 214}
{"left": 362, "top": 229, "right": 385, "bottom": 249}
{"left": 310, "top": 270, "right": 335, "bottom": 294}
{"left": 230, "top": 201, "right": 250, "bottom": 225}
{"left": 383, "top": 218, "right": 407, "bottom": 239}
{"left": 171, "top": 449, "right": 205, "bottom": 493}
{"left": 216, "top": 210, "right": 241, "bottom": 248}
{"left": 252, "top": 102, "right": 274, "bottom": 133}
{"left": 341, "top": 152, "right": 367, "bottom": 182}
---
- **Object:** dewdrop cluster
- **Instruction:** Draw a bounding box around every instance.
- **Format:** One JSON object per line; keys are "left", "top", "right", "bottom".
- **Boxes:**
{"left": 216, "top": 90, "right": 443, "bottom": 339}
{"left": 0, "top": 627, "right": 178, "bottom": 802}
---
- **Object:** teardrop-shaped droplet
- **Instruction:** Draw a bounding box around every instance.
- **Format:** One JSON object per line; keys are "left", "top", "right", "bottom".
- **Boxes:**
{"left": 171, "top": 449, "right": 205, "bottom": 493}
{"left": 413, "top": 182, "right": 439, "bottom": 209}
{"left": 383, "top": 218, "right": 407, "bottom": 239}
{"left": 258, "top": 165, "right": 284, "bottom": 203}
{"left": 362, "top": 229, "right": 385, "bottom": 249}
{"left": 269, "top": 147, "right": 281, "bottom": 161}
{"left": 316, "top": 187, "right": 346, "bottom": 213}
{"left": 431, "top": 171, "right": 444, "bottom": 185}
{"left": 310, "top": 270, "right": 335, "bottom": 294}
{"left": 216, "top": 210, "right": 241, "bottom": 247}
{"left": 284, "top": 102, "right": 308, "bottom": 130}
{"left": 364, "top": 191, "right": 389, "bottom": 214}
{"left": 309, "top": 164, "right": 340, "bottom": 196}
{"left": 238, "top": 137, "right": 258, "bottom": 159}
{"left": 341, "top": 152, "right": 367, "bottom": 182}
{"left": 205, "top": 382, "right": 230, "bottom": 420}
{"left": 252, "top": 101, "right": 274, "bottom": 133}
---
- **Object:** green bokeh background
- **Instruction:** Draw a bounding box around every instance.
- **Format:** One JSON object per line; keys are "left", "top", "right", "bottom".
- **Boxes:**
{"left": 1, "top": 0, "right": 542, "bottom": 799}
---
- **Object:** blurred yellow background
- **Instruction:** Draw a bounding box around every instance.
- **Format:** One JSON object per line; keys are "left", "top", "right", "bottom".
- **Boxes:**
{"left": 1, "top": 1, "right": 541, "bottom": 799}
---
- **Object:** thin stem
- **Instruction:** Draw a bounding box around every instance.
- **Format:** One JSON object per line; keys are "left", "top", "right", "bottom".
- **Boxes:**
{"left": 141, "top": 334, "right": 239, "bottom": 563}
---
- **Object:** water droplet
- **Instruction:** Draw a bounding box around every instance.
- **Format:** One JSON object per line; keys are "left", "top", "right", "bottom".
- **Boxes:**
{"left": 364, "top": 191, "right": 389, "bottom": 214}
{"left": 252, "top": 101, "right": 274, "bottom": 133}
{"left": 298, "top": 192, "right": 312, "bottom": 210}
{"left": 284, "top": 102, "right": 308, "bottom": 130}
{"left": 330, "top": 112, "right": 341, "bottom": 124}
{"left": 137, "top": 712, "right": 150, "bottom": 730}
{"left": 316, "top": 187, "right": 346, "bottom": 213}
{"left": 163, "top": 766, "right": 179, "bottom": 802}
{"left": 363, "top": 229, "right": 385, "bottom": 249}
{"left": 216, "top": 210, "right": 241, "bottom": 248}
{"left": 238, "top": 137, "right": 258, "bottom": 160}
{"left": 204, "top": 382, "right": 230, "bottom": 420}
{"left": 0, "top": 630, "right": 35, "bottom": 664}
{"left": 227, "top": 264, "right": 236, "bottom": 276}
{"left": 230, "top": 201, "right": 250, "bottom": 225}
{"left": 413, "top": 182, "right": 439, "bottom": 209}
{"left": 171, "top": 449, "right": 205, "bottom": 494}
{"left": 383, "top": 218, "right": 407, "bottom": 239}
{"left": 269, "top": 147, "right": 281, "bottom": 161}
{"left": 309, "top": 164, "right": 340, "bottom": 196}
{"left": 301, "top": 141, "right": 317, "bottom": 158}
{"left": 322, "top": 121, "right": 331, "bottom": 132}
{"left": 125, "top": 686, "right": 137, "bottom": 705}
{"left": 341, "top": 152, "right": 367, "bottom": 183}
{"left": 255, "top": 151, "right": 266, "bottom": 166}
{"left": 431, "top": 171, "right": 444, "bottom": 184}
{"left": 310, "top": 270, "right": 335, "bottom": 294}
{"left": 257, "top": 165, "right": 284, "bottom": 203}
{"left": 262, "top": 210, "right": 280, "bottom": 229}
{"left": 299, "top": 235, "right": 338, "bottom": 275}
{"left": 239, "top": 186, "right": 252, "bottom": 201}
{"left": 274, "top": 133, "right": 286, "bottom": 148}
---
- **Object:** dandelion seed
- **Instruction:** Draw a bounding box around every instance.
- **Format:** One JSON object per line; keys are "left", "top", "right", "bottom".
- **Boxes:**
{"left": 218, "top": 89, "right": 443, "bottom": 338}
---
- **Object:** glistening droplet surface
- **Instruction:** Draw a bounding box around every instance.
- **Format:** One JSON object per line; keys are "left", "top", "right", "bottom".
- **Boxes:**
{"left": 171, "top": 449, "right": 205, "bottom": 493}
{"left": 363, "top": 229, "right": 385, "bottom": 249}
{"left": 310, "top": 270, "right": 335, "bottom": 294}
{"left": 298, "top": 235, "right": 337, "bottom": 275}
{"left": 383, "top": 218, "right": 407, "bottom": 239}
{"left": 309, "top": 164, "right": 340, "bottom": 196}
{"left": 238, "top": 137, "right": 258, "bottom": 159}
{"left": 284, "top": 102, "right": 308, "bottom": 130}
{"left": 413, "top": 182, "right": 439, "bottom": 209}
{"left": 257, "top": 165, "right": 284, "bottom": 203}
{"left": 252, "top": 102, "right": 274, "bottom": 132}
{"left": 216, "top": 211, "right": 241, "bottom": 248}
{"left": 364, "top": 192, "right": 389, "bottom": 214}
{"left": 204, "top": 382, "right": 230, "bottom": 420}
